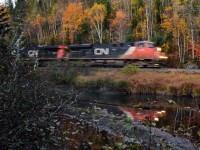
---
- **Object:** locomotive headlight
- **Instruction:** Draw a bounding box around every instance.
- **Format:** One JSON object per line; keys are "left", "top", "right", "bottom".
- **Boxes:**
{"left": 157, "top": 47, "right": 161, "bottom": 51}
{"left": 161, "top": 110, "right": 166, "bottom": 113}
{"left": 154, "top": 117, "right": 159, "bottom": 121}
{"left": 159, "top": 56, "right": 168, "bottom": 59}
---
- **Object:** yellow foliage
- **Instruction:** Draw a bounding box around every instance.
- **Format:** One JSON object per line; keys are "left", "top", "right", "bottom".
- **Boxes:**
{"left": 161, "top": 43, "right": 170, "bottom": 53}
{"left": 62, "top": 2, "right": 84, "bottom": 44}
{"left": 87, "top": 3, "right": 107, "bottom": 24}
{"left": 85, "top": 3, "right": 107, "bottom": 43}
{"left": 131, "top": 0, "right": 137, "bottom": 6}
{"left": 165, "top": 6, "right": 173, "bottom": 14}
{"left": 138, "top": 7, "right": 143, "bottom": 17}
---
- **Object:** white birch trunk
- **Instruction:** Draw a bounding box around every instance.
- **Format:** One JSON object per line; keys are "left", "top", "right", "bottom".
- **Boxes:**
{"left": 191, "top": 28, "right": 195, "bottom": 60}
{"left": 177, "top": 29, "right": 182, "bottom": 63}
{"left": 145, "top": 1, "right": 150, "bottom": 41}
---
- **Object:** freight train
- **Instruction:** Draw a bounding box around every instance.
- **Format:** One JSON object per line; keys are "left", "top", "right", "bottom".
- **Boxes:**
{"left": 18, "top": 41, "right": 168, "bottom": 67}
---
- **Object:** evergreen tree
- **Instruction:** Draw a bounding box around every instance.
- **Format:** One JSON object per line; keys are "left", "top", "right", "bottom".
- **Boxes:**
{"left": 0, "top": 5, "right": 11, "bottom": 78}
{"left": 0, "top": 5, "right": 10, "bottom": 41}
{"left": 155, "top": 0, "right": 162, "bottom": 24}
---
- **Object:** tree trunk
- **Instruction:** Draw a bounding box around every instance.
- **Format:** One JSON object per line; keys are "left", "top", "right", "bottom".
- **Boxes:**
{"left": 191, "top": 28, "right": 195, "bottom": 60}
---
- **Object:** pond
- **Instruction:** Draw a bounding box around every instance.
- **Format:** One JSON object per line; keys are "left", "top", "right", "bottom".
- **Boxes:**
{"left": 78, "top": 90, "right": 200, "bottom": 143}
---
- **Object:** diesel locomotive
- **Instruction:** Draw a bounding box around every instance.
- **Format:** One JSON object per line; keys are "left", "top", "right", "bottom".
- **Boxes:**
{"left": 19, "top": 41, "right": 168, "bottom": 67}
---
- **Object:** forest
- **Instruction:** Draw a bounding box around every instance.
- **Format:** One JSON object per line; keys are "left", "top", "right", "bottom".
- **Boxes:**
{"left": 1, "top": 1, "right": 200, "bottom": 149}
{"left": 3, "top": 0, "right": 200, "bottom": 64}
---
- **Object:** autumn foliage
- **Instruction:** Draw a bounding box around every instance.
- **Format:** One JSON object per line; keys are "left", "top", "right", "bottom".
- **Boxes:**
{"left": 111, "top": 10, "right": 129, "bottom": 42}
{"left": 62, "top": 2, "right": 84, "bottom": 44}
{"left": 85, "top": 3, "right": 107, "bottom": 44}
{"left": 0, "top": 5, "right": 10, "bottom": 40}
{"left": 6, "top": 0, "right": 200, "bottom": 64}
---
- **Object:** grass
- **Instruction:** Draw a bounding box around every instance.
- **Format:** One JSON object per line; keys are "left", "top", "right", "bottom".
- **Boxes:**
{"left": 74, "top": 69, "right": 200, "bottom": 97}
{"left": 45, "top": 63, "right": 200, "bottom": 97}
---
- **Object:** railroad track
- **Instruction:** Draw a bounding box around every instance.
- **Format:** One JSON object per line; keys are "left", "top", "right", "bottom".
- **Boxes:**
{"left": 36, "top": 62, "right": 200, "bottom": 74}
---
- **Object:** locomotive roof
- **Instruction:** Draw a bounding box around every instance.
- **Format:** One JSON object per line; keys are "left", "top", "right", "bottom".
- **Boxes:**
{"left": 68, "top": 44, "right": 93, "bottom": 49}
{"left": 135, "top": 41, "right": 154, "bottom": 43}
{"left": 38, "top": 45, "right": 68, "bottom": 50}
{"left": 67, "top": 41, "right": 154, "bottom": 50}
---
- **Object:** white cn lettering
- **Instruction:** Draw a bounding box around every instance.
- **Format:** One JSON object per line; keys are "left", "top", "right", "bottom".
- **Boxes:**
{"left": 94, "top": 48, "right": 109, "bottom": 55}
{"left": 28, "top": 50, "right": 38, "bottom": 57}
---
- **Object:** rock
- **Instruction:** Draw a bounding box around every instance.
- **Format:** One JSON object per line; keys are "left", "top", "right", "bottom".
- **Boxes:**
{"left": 56, "top": 122, "right": 60, "bottom": 126}
{"left": 53, "top": 119, "right": 58, "bottom": 123}
{"left": 185, "top": 63, "right": 198, "bottom": 69}
{"left": 101, "top": 109, "right": 108, "bottom": 116}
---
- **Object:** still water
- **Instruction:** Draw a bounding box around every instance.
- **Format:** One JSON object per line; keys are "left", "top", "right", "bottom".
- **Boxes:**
{"left": 78, "top": 90, "right": 200, "bottom": 141}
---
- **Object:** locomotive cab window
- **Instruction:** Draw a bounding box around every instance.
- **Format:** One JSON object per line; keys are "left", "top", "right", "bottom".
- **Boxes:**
{"left": 138, "top": 43, "right": 144, "bottom": 48}
{"left": 147, "top": 43, "right": 155, "bottom": 48}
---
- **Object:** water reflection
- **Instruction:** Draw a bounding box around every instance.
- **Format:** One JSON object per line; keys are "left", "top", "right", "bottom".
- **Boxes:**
{"left": 79, "top": 91, "right": 200, "bottom": 142}
{"left": 120, "top": 107, "right": 166, "bottom": 122}
{"left": 79, "top": 91, "right": 200, "bottom": 124}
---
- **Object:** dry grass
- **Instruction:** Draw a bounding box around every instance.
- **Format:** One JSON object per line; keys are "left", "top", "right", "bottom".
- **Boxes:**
{"left": 75, "top": 70, "right": 200, "bottom": 97}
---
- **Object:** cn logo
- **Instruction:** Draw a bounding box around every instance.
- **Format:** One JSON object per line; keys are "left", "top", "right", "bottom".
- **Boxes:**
{"left": 28, "top": 50, "right": 38, "bottom": 57}
{"left": 94, "top": 48, "right": 109, "bottom": 55}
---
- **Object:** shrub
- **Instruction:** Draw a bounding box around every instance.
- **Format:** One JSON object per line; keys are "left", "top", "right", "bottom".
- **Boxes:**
{"left": 52, "top": 63, "right": 91, "bottom": 84}
{"left": 74, "top": 76, "right": 86, "bottom": 87}
{"left": 121, "top": 64, "right": 140, "bottom": 75}
{"left": 168, "top": 86, "right": 178, "bottom": 96}
{"left": 83, "top": 78, "right": 115, "bottom": 89}
{"left": 54, "top": 67, "right": 78, "bottom": 83}
{"left": 115, "top": 80, "right": 129, "bottom": 90}
{"left": 181, "top": 83, "right": 194, "bottom": 96}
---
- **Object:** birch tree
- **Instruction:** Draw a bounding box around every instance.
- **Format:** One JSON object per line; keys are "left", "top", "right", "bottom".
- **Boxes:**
{"left": 184, "top": 0, "right": 200, "bottom": 60}
{"left": 161, "top": 1, "right": 188, "bottom": 63}
{"left": 143, "top": 0, "right": 155, "bottom": 41}
{"left": 86, "top": 3, "right": 107, "bottom": 44}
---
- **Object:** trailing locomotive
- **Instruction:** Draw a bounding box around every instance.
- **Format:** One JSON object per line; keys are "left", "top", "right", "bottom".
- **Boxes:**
{"left": 18, "top": 45, "right": 69, "bottom": 66}
{"left": 19, "top": 41, "right": 168, "bottom": 67}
